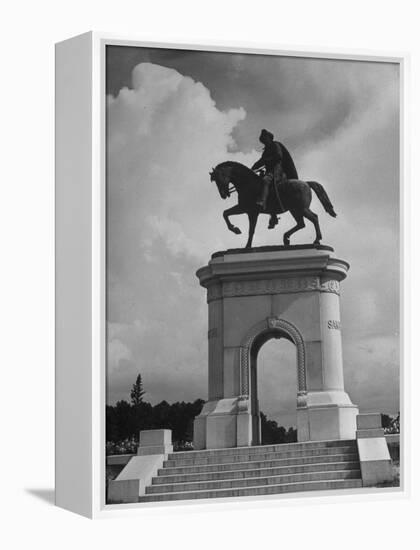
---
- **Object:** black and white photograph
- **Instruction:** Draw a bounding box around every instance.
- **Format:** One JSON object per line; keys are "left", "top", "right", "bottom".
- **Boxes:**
{"left": 104, "top": 44, "right": 401, "bottom": 505}
{"left": 6, "top": 0, "right": 420, "bottom": 545}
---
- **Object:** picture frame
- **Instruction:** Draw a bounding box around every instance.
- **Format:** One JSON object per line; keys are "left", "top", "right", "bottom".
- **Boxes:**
{"left": 55, "top": 32, "right": 408, "bottom": 518}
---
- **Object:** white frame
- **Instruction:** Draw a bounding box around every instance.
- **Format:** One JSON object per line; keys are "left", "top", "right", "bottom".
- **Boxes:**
{"left": 55, "top": 31, "right": 409, "bottom": 519}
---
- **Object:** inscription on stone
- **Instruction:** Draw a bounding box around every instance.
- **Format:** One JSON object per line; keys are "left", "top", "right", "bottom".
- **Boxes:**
{"left": 327, "top": 320, "right": 341, "bottom": 330}
{"left": 206, "top": 276, "right": 340, "bottom": 301}
{"left": 223, "top": 276, "right": 319, "bottom": 297}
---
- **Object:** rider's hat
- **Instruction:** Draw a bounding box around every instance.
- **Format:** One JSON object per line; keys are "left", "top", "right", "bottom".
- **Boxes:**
{"left": 259, "top": 129, "right": 274, "bottom": 141}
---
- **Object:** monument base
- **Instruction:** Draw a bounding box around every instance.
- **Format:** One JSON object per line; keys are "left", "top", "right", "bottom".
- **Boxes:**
{"left": 297, "top": 390, "right": 359, "bottom": 442}
{"left": 108, "top": 429, "right": 172, "bottom": 503}
{"left": 194, "top": 391, "right": 358, "bottom": 450}
{"left": 356, "top": 414, "right": 393, "bottom": 486}
{"left": 194, "top": 245, "right": 359, "bottom": 450}
{"left": 193, "top": 397, "right": 250, "bottom": 450}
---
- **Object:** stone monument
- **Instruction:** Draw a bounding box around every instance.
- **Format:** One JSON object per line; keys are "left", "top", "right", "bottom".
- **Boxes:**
{"left": 193, "top": 244, "right": 359, "bottom": 450}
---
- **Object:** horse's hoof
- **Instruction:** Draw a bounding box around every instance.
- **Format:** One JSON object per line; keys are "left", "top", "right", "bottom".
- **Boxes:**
{"left": 233, "top": 227, "right": 242, "bottom": 235}
{"left": 313, "top": 240, "right": 321, "bottom": 245}
{"left": 283, "top": 239, "right": 290, "bottom": 247}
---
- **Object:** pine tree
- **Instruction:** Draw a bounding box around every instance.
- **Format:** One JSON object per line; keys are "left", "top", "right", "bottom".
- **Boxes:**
{"left": 130, "top": 374, "right": 145, "bottom": 406}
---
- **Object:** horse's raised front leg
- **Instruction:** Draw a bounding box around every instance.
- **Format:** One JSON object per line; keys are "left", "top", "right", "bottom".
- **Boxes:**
{"left": 246, "top": 210, "right": 259, "bottom": 248}
{"left": 223, "top": 204, "right": 244, "bottom": 235}
{"left": 303, "top": 208, "right": 322, "bottom": 244}
{"left": 283, "top": 211, "right": 305, "bottom": 246}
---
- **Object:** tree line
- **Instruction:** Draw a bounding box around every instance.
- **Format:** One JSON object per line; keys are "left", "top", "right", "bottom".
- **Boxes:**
{"left": 381, "top": 413, "right": 400, "bottom": 434}
{"left": 106, "top": 374, "right": 205, "bottom": 453}
{"left": 107, "top": 375, "right": 400, "bottom": 456}
{"left": 106, "top": 374, "right": 302, "bottom": 454}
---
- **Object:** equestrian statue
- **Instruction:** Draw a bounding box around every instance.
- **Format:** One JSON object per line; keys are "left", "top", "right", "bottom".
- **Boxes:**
{"left": 209, "top": 129, "right": 337, "bottom": 249}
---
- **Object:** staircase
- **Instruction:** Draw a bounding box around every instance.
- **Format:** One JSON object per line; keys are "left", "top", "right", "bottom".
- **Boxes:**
{"left": 138, "top": 439, "right": 362, "bottom": 502}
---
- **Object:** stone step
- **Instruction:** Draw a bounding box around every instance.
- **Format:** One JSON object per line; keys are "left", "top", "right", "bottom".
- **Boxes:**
{"left": 168, "top": 439, "right": 357, "bottom": 461}
{"left": 159, "top": 452, "right": 359, "bottom": 476}
{"left": 163, "top": 446, "right": 357, "bottom": 467}
{"left": 138, "top": 478, "right": 363, "bottom": 502}
{"left": 153, "top": 460, "right": 360, "bottom": 485}
{"left": 146, "top": 469, "right": 361, "bottom": 494}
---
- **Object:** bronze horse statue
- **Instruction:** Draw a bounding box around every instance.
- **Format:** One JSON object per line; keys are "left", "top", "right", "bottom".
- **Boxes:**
{"left": 210, "top": 161, "right": 337, "bottom": 248}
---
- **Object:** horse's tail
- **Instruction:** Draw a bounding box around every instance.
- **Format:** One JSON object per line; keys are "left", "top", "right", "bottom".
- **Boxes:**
{"left": 308, "top": 181, "right": 337, "bottom": 217}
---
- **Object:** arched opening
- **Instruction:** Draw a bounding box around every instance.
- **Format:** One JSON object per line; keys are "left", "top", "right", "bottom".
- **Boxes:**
{"left": 250, "top": 331, "right": 298, "bottom": 446}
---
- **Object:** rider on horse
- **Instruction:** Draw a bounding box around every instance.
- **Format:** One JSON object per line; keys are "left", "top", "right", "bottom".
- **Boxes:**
{"left": 252, "top": 129, "right": 299, "bottom": 229}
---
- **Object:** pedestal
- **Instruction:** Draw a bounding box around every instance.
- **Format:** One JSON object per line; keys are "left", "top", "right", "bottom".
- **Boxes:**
{"left": 193, "top": 245, "right": 359, "bottom": 450}
{"left": 107, "top": 429, "right": 173, "bottom": 503}
{"left": 356, "top": 414, "right": 393, "bottom": 486}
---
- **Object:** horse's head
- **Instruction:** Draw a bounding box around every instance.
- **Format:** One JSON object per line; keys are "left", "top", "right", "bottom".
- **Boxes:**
{"left": 209, "top": 164, "right": 231, "bottom": 200}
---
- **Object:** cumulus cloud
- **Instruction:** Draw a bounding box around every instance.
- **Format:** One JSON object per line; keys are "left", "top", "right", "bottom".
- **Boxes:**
{"left": 107, "top": 63, "right": 249, "bottom": 271}
{"left": 106, "top": 57, "right": 400, "bottom": 421}
{"left": 107, "top": 63, "right": 252, "bottom": 405}
{"left": 107, "top": 336, "right": 132, "bottom": 373}
{"left": 107, "top": 48, "right": 399, "bottom": 155}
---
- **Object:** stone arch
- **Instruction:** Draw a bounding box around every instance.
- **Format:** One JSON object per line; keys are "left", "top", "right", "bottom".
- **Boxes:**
{"left": 238, "top": 317, "right": 307, "bottom": 401}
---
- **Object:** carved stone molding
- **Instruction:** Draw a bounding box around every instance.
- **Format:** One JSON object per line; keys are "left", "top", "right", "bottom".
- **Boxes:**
{"left": 224, "top": 277, "right": 318, "bottom": 298}
{"left": 239, "top": 317, "right": 307, "bottom": 400}
{"left": 239, "top": 346, "right": 250, "bottom": 396}
{"left": 297, "top": 391, "right": 308, "bottom": 408}
{"left": 206, "top": 276, "right": 340, "bottom": 302}
{"left": 320, "top": 279, "right": 340, "bottom": 295}
{"left": 207, "top": 284, "right": 222, "bottom": 302}
{"left": 236, "top": 395, "right": 250, "bottom": 413}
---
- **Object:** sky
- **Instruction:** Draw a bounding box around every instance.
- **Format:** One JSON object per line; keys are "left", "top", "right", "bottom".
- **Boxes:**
{"left": 106, "top": 46, "right": 400, "bottom": 427}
